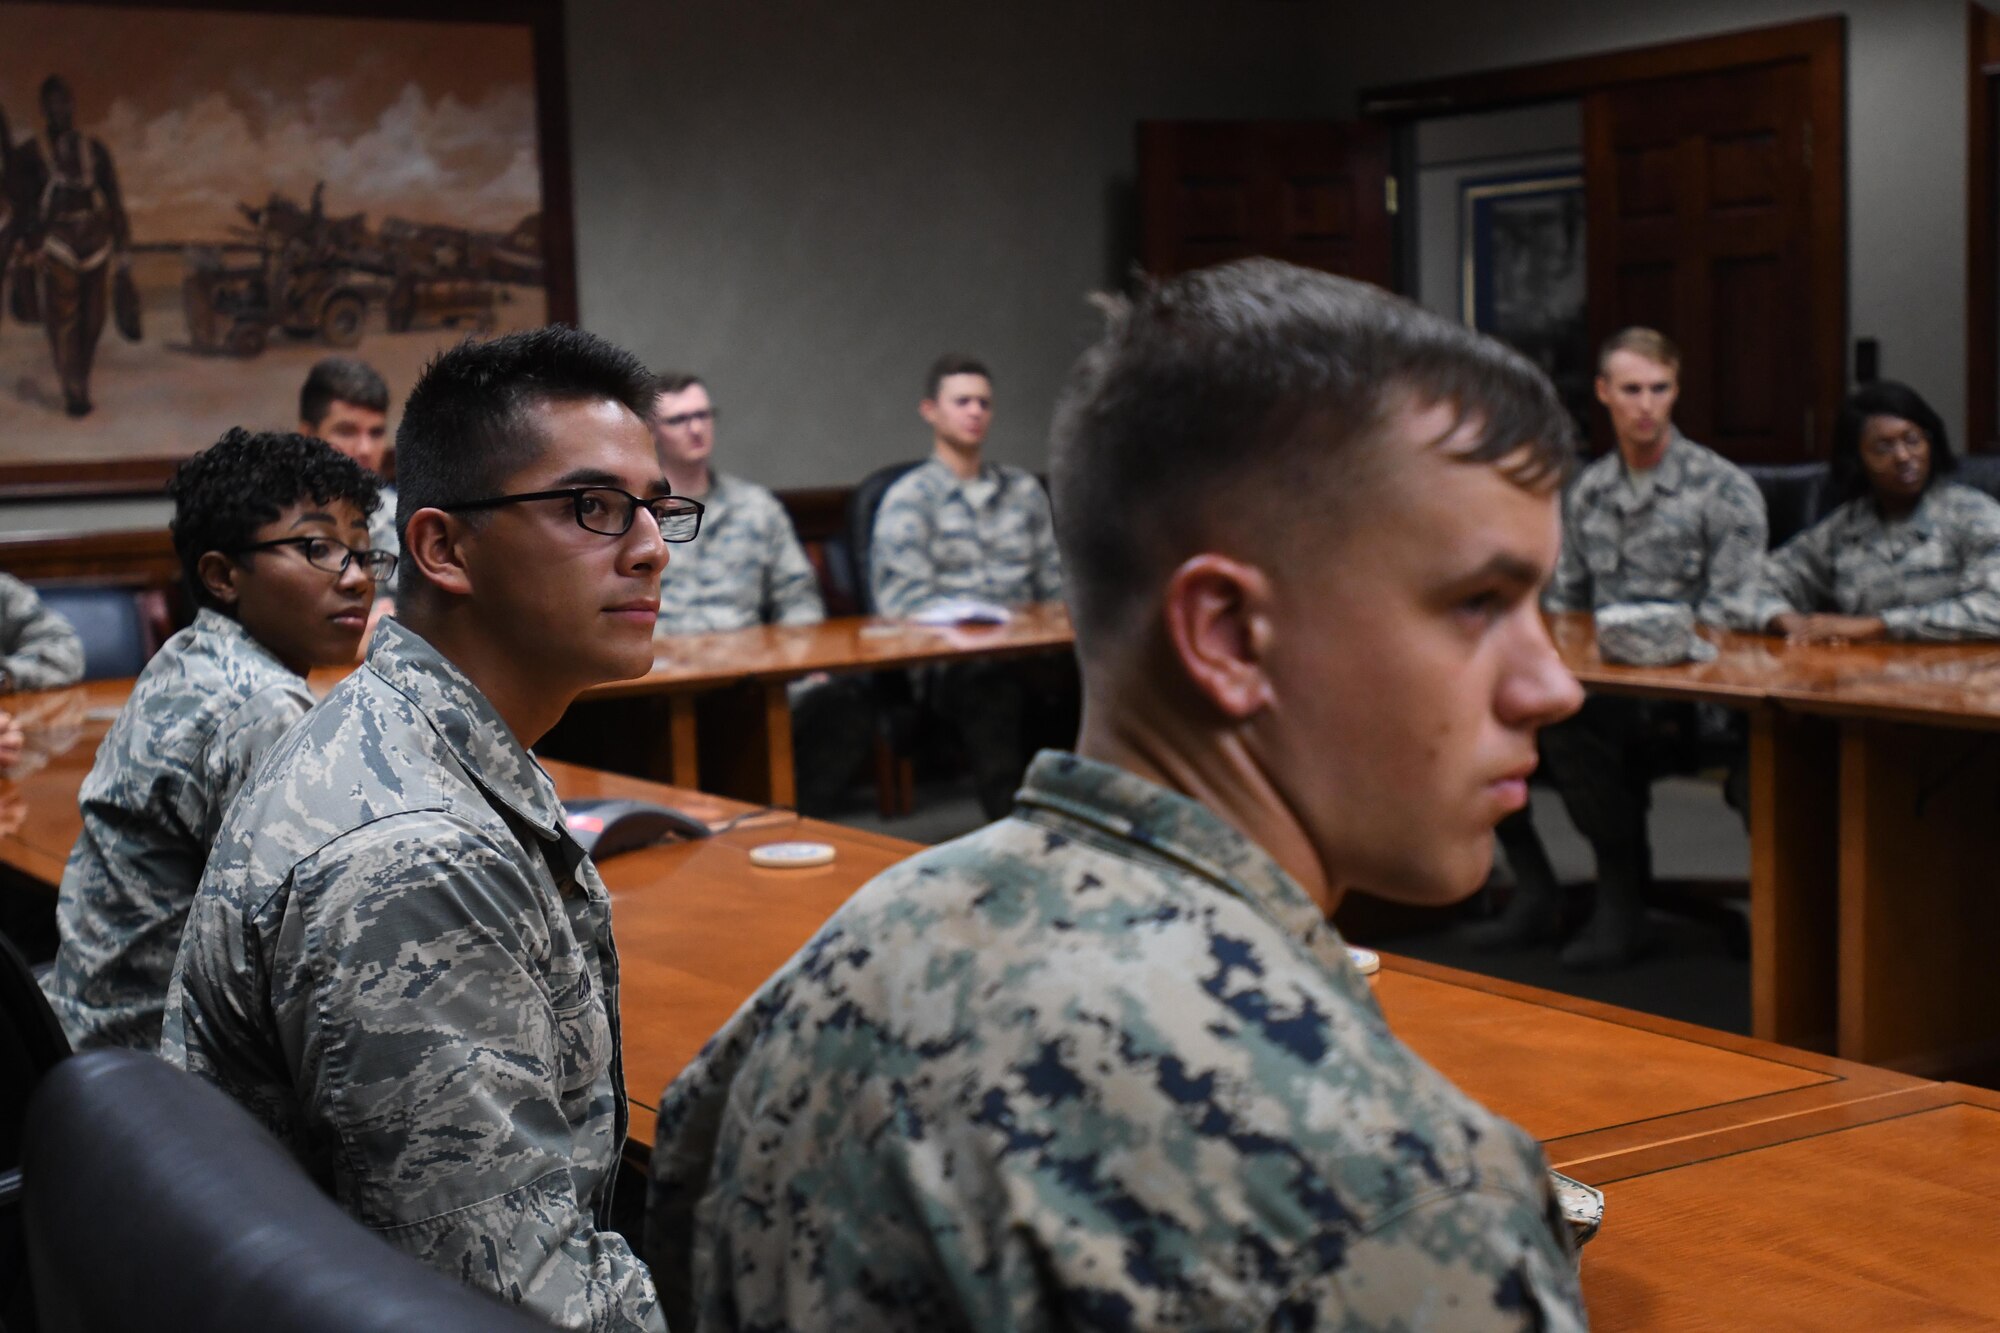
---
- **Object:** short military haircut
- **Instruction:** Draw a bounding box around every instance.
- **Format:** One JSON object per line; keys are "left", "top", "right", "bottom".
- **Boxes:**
{"left": 653, "top": 372, "right": 705, "bottom": 399}
{"left": 167, "top": 427, "right": 381, "bottom": 613}
{"left": 1050, "top": 258, "right": 1576, "bottom": 642}
{"left": 1596, "top": 327, "right": 1681, "bottom": 375}
{"left": 393, "top": 326, "right": 656, "bottom": 593}
{"left": 925, "top": 353, "right": 991, "bottom": 401}
{"left": 299, "top": 356, "right": 390, "bottom": 427}
{"left": 1829, "top": 378, "right": 1956, "bottom": 505}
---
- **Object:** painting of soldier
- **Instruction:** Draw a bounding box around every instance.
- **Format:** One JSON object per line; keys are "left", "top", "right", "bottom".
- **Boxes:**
{"left": 0, "top": 1, "right": 567, "bottom": 489}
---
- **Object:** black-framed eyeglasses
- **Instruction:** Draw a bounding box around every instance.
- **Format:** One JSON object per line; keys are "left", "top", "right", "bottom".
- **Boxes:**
{"left": 656, "top": 407, "right": 719, "bottom": 430}
{"left": 233, "top": 536, "right": 398, "bottom": 582}
{"left": 441, "top": 487, "right": 704, "bottom": 541}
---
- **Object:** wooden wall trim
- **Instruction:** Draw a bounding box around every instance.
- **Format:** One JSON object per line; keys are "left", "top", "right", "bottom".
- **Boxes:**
{"left": 1360, "top": 16, "right": 1845, "bottom": 116}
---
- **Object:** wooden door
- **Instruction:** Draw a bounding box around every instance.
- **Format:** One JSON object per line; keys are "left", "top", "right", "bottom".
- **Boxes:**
{"left": 1137, "top": 121, "right": 1394, "bottom": 286}
{"left": 1586, "top": 62, "right": 1827, "bottom": 463}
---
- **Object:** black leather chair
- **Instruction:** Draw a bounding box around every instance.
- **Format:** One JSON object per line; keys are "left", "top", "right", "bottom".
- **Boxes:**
{"left": 22, "top": 1050, "right": 550, "bottom": 1333}
{"left": 1950, "top": 453, "right": 2000, "bottom": 504}
{"left": 1741, "top": 461, "right": 1831, "bottom": 549}
{"left": 843, "top": 461, "right": 925, "bottom": 814}
{"left": 843, "top": 460, "right": 924, "bottom": 615}
{"left": 1, "top": 932, "right": 68, "bottom": 1332}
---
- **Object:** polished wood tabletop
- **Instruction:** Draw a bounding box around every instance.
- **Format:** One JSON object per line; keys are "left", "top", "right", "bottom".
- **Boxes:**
{"left": 0, "top": 679, "right": 131, "bottom": 885}
{"left": 583, "top": 603, "right": 1075, "bottom": 701}
{"left": 1569, "top": 1081, "right": 2000, "bottom": 1328}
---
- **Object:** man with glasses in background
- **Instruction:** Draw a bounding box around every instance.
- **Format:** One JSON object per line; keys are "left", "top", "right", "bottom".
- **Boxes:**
{"left": 45, "top": 428, "right": 387, "bottom": 1050}
{"left": 166, "top": 328, "right": 686, "bottom": 1331}
{"left": 648, "top": 372, "right": 871, "bottom": 813}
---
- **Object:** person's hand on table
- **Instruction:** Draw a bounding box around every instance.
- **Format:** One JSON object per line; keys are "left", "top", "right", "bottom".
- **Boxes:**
{"left": 0, "top": 709, "right": 22, "bottom": 768}
{"left": 1776, "top": 612, "right": 1890, "bottom": 645}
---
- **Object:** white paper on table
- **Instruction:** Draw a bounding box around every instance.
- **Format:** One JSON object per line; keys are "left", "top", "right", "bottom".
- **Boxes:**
{"left": 907, "top": 598, "right": 1013, "bottom": 626}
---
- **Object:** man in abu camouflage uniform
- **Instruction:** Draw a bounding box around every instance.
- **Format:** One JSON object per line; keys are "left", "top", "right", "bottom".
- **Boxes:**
{"left": 1478, "top": 327, "right": 1767, "bottom": 970}
{"left": 870, "top": 354, "right": 1072, "bottom": 818}
{"left": 164, "top": 328, "right": 687, "bottom": 1331}
{"left": 647, "top": 372, "right": 869, "bottom": 813}
{"left": 0, "top": 571, "right": 84, "bottom": 692}
{"left": 44, "top": 429, "right": 383, "bottom": 1050}
{"left": 649, "top": 261, "right": 1589, "bottom": 1330}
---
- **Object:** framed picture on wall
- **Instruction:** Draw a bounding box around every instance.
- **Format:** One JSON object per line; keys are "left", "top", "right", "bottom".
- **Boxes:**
{"left": 1460, "top": 169, "right": 1590, "bottom": 437}
{"left": 0, "top": 0, "right": 575, "bottom": 500}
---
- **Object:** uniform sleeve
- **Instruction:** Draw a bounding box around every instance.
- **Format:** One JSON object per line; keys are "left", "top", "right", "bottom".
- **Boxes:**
{"left": 1274, "top": 1186, "right": 1586, "bottom": 1332}
{"left": 1880, "top": 494, "right": 2000, "bottom": 641}
{"left": 290, "top": 827, "right": 663, "bottom": 1333}
{"left": 0, "top": 575, "right": 86, "bottom": 690}
{"left": 190, "top": 684, "right": 311, "bottom": 843}
{"left": 1541, "top": 488, "right": 1593, "bottom": 614}
{"left": 870, "top": 481, "right": 939, "bottom": 618}
{"left": 1026, "top": 480, "right": 1064, "bottom": 603}
{"left": 762, "top": 502, "right": 825, "bottom": 627}
{"left": 1695, "top": 472, "right": 1771, "bottom": 630}
{"left": 1759, "top": 518, "right": 1838, "bottom": 626}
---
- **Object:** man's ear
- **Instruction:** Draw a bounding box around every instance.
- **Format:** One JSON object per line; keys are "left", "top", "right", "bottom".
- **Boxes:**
{"left": 297, "top": 419, "right": 319, "bottom": 439}
{"left": 1161, "top": 553, "right": 1275, "bottom": 720}
{"left": 401, "top": 508, "right": 476, "bottom": 599}
{"left": 1592, "top": 375, "right": 1611, "bottom": 407}
{"left": 918, "top": 398, "right": 940, "bottom": 430}
{"left": 195, "top": 550, "right": 242, "bottom": 608}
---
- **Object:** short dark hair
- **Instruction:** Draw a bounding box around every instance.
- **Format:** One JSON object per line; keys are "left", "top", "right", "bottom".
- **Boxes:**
{"left": 40, "top": 75, "right": 71, "bottom": 111}
{"left": 1829, "top": 379, "right": 1956, "bottom": 505}
{"left": 925, "top": 354, "right": 991, "bottom": 401}
{"left": 653, "top": 372, "right": 705, "bottom": 400}
{"left": 299, "top": 356, "right": 390, "bottom": 426}
{"left": 1597, "top": 327, "right": 1681, "bottom": 375}
{"left": 1050, "top": 259, "right": 1576, "bottom": 642}
{"left": 167, "top": 428, "right": 381, "bottom": 613}
{"left": 393, "top": 326, "right": 656, "bottom": 594}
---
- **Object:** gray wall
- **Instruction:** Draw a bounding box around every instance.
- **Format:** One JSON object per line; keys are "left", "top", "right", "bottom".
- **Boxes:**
{"left": 566, "top": 0, "right": 1344, "bottom": 489}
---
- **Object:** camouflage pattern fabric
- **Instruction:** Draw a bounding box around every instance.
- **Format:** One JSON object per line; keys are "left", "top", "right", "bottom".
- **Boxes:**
{"left": 0, "top": 571, "right": 86, "bottom": 690}
{"left": 1759, "top": 482, "right": 2000, "bottom": 639}
{"left": 870, "top": 459, "right": 1063, "bottom": 617}
{"left": 1543, "top": 432, "right": 1769, "bottom": 630}
{"left": 648, "top": 751, "right": 1585, "bottom": 1332}
{"left": 42, "top": 609, "right": 313, "bottom": 1050}
{"left": 162, "top": 617, "right": 663, "bottom": 1333}
{"left": 657, "top": 472, "right": 822, "bottom": 633}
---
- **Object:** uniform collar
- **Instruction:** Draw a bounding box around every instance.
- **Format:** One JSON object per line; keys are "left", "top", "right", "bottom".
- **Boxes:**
{"left": 191, "top": 606, "right": 295, "bottom": 675}
{"left": 361, "top": 618, "right": 565, "bottom": 840}
{"left": 1014, "top": 751, "right": 1354, "bottom": 969}
{"left": 1613, "top": 429, "right": 1690, "bottom": 507}
{"left": 1863, "top": 482, "right": 1941, "bottom": 539}
{"left": 923, "top": 456, "right": 999, "bottom": 492}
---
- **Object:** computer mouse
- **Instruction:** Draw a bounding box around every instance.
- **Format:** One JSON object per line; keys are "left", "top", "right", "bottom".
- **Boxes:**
{"left": 563, "top": 798, "right": 711, "bottom": 859}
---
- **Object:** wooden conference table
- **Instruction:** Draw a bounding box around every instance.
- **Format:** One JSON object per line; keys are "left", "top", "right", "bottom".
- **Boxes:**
{"left": 7, "top": 700, "right": 1996, "bottom": 1325}
{"left": 1549, "top": 612, "right": 2000, "bottom": 1076}
{"left": 562, "top": 603, "right": 1075, "bottom": 807}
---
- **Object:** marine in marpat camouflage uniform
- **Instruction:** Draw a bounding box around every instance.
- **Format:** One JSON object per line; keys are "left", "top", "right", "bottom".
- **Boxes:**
{"left": 44, "top": 431, "right": 383, "bottom": 1050}
{"left": 650, "top": 261, "right": 1589, "bottom": 1331}
{"left": 164, "top": 328, "right": 684, "bottom": 1332}
{"left": 0, "top": 571, "right": 84, "bottom": 693}
{"left": 15, "top": 76, "right": 129, "bottom": 418}
{"left": 1472, "top": 328, "right": 1769, "bottom": 971}
{"left": 1760, "top": 380, "right": 2000, "bottom": 643}
{"left": 870, "top": 355, "right": 1072, "bottom": 819}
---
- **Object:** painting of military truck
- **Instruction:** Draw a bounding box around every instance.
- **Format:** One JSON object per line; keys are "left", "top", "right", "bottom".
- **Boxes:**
{"left": 182, "top": 184, "right": 544, "bottom": 357}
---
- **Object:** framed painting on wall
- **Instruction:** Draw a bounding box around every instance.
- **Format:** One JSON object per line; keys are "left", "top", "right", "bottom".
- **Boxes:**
{"left": 1460, "top": 169, "right": 1590, "bottom": 439}
{"left": 0, "top": 0, "right": 574, "bottom": 499}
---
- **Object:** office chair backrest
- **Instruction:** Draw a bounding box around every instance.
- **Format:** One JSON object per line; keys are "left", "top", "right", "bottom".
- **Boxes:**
{"left": 29, "top": 587, "right": 150, "bottom": 681}
{"left": 1, "top": 932, "right": 69, "bottom": 1332}
{"left": 1950, "top": 453, "right": 2000, "bottom": 505}
{"left": 845, "top": 460, "right": 922, "bottom": 615}
{"left": 23, "top": 1051, "right": 551, "bottom": 1333}
{"left": 1741, "top": 462, "right": 1831, "bottom": 550}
